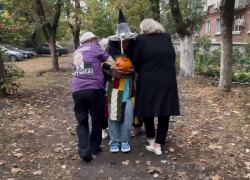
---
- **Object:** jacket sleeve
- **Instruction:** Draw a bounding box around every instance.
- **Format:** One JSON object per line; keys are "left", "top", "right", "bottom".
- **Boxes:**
{"left": 101, "top": 56, "right": 115, "bottom": 74}
{"left": 131, "top": 38, "right": 142, "bottom": 72}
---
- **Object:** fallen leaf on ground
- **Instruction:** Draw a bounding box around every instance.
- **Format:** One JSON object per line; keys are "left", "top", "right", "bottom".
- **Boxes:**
{"left": 161, "top": 160, "right": 167, "bottom": 164}
{"left": 177, "top": 145, "right": 184, "bottom": 148}
{"left": 54, "top": 148, "right": 61, "bottom": 153}
{"left": 13, "top": 153, "right": 23, "bottom": 157}
{"left": 11, "top": 168, "right": 21, "bottom": 174}
{"left": 33, "top": 170, "right": 42, "bottom": 175}
{"left": 191, "top": 131, "right": 198, "bottom": 136}
{"left": 245, "top": 173, "right": 250, "bottom": 178}
{"left": 153, "top": 174, "right": 159, "bottom": 178}
{"left": 70, "top": 130, "right": 77, "bottom": 135}
{"left": 98, "top": 169, "right": 104, "bottom": 174}
{"left": 0, "top": 160, "right": 6, "bottom": 166}
{"left": 209, "top": 145, "right": 223, "bottom": 150}
{"left": 200, "top": 159, "right": 207, "bottom": 163}
{"left": 61, "top": 165, "right": 67, "bottom": 169}
{"left": 245, "top": 162, "right": 250, "bottom": 170}
{"left": 135, "top": 160, "right": 140, "bottom": 164}
{"left": 7, "top": 178, "right": 15, "bottom": 180}
{"left": 211, "top": 174, "right": 221, "bottom": 180}
{"left": 169, "top": 148, "right": 175, "bottom": 152}
{"left": 231, "top": 143, "right": 236, "bottom": 146}
{"left": 121, "top": 160, "right": 130, "bottom": 166}
{"left": 146, "top": 161, "right": 151, "bottom": 166}
{"left": 147, "top": 166, "right": 163, "bottom": 174}
{"left": 246, "top": 149, "right": 249, "bottom": 153}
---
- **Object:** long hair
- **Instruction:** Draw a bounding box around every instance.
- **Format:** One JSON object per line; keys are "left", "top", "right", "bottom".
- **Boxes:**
{"left": 140, "top": 19, "right": 165, "bottom": 34}
{"left": 106, "top": 39, "right": 135, "bottom": 59}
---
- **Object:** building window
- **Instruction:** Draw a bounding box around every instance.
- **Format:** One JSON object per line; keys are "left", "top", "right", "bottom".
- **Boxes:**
{"left": 233, "top": 15, "right": 243, "bottom": 32}
{"left": 216, "top": 19, "right": 220, "bottom": 34}
{"left": 206, "top": 21, "right": 211, "bottom": 34}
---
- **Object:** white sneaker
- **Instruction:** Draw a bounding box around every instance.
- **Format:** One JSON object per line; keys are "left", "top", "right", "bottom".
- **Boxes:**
{"left": 148, "top": 139, "right": 155, "bottom": 146}
{"left": 146, "top": 145, "right": 162, "bottom": 155}
{"left": 102, "top": 129, "right": 109, "bottom": 139}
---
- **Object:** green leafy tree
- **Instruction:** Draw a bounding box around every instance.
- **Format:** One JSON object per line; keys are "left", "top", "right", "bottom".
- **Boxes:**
{"left": 0, "top": 3, "right": 31, "bottom": 97}
{"left": 35, "top": 0, "right": 63, "bottom": 70}
{"left": 166, "top": 0, "right": 206, "bottom": 77}
{"left": 84, "top": 0, "right": 152, "bottom": 38}
{"left": 65, "top": 0, "right": 83, "bottom": 50}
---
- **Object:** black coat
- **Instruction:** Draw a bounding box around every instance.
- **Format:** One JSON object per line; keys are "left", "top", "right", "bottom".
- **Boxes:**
{"left": 131, "top": 33, "right": 180, "bottom": 118}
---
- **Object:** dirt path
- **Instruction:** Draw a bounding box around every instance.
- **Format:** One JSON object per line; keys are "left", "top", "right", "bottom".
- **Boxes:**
{"left": 0, "top": 56, "right": 250, "bottom": 180}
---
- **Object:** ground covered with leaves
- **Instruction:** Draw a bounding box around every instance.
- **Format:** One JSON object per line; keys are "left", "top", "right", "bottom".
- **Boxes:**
{"left": 0, "top": 56, "right": 250, "bottom": 180}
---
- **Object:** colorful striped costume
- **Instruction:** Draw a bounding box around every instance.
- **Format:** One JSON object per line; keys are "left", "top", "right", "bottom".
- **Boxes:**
{"left": 105, "top": 76, "right": 136, "bottom": 122}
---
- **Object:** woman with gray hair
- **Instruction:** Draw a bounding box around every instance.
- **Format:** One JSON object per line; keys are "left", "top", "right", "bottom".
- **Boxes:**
{"left": 131, "top": 19, "right": 180, "bottom": 155}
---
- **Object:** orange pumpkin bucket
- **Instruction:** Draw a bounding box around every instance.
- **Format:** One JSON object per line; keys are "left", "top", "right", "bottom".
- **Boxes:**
{"left": 115, "top": 56, "right": 132, "bottom": 73}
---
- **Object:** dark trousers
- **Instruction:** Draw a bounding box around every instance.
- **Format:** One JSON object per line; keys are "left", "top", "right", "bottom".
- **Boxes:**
{"left": 102, "top": 117, "right": 108, "bottom": 129}
{"left": 143, "top": 116, "right": 170, "bottom": 145}
{"left": 73, "top": 89, "right": 105, "bottom": 161}
{"left": 133, "top": 120, "right": 143, "bottom": 128}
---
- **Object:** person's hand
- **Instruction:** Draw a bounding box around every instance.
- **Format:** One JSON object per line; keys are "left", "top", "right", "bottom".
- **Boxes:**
{"left": 124, "top": 65, "right": 135, "bottom": 75}
{"left": 111, "top": 71, "right": 121, "bottom": 78}
{"left": 112, "top": 63, "right": 124, "bottom": 74}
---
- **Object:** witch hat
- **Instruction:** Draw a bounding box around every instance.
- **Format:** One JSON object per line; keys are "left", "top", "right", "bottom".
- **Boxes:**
{"left": 109, "top": 9, "right": 138, "bottom": 41}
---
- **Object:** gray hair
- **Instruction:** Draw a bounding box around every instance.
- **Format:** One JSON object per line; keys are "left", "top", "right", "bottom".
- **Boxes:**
{"left": 99, "top": 38, "right": 108, "bottom": 49}
{"left": 140, "top": 19, "right": 165, "bottom": 34}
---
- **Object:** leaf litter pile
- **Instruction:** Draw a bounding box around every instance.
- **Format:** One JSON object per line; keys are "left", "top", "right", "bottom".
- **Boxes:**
{"left": 0, "top": 56, "right": 249, "bottom": 180}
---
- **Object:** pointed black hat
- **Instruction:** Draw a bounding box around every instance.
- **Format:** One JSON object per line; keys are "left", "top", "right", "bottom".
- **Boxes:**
{"left": 118, "top": 9, "right": 126, "bottom": 24}
{"left": 109, "top": 9, "right": 138, "bottom": 41}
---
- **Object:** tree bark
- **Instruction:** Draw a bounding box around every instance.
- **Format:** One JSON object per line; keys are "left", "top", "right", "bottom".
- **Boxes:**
{"left": 149, "top": 0, "right": 160, "bottom": 22}
{"left": 218, "top": 0, "right": 235, "bottom": 91}
{"left": 0, "top": 51, "right": 7, "bottom": 98}
{"left": 32, "top": 30, "right": 38, "bottom": 55}
{"left": 179, "top": 35, "right": 195, "bottom": 77}
{"left": 169, "top": 0, "right": 195, "bottom": 77}
{"left": 74, "top": 0, "right": 81, "bottom": 50}
{"left": 36, "top": 0, "right": 62, "bottom": 70}
{"left": 48, "top": 35, "right": 59, "bottom": 70}
{"left": 74, "top": 28, "right": 80, "bottom": 50}
{"left": 68, "top": 0, "right": 81, "bottom": 50}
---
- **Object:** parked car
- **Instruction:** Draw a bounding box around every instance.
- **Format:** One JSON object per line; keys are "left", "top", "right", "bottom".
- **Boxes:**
{"left": 27, "top": 44, "right": 68, "bottom": 56}
{"left": 1, "top": 46, "right": 26, "bottom": 62}
{"left": 3, "top": 44, "right": 35, "bottom": 58}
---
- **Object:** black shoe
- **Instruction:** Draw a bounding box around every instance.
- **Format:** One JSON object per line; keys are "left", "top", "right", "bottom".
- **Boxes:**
{"left": 82, "top": 156, "right": 93, "bottom": 162}
{"left": 93, "top": 147, "right": 102, "bottom": 156}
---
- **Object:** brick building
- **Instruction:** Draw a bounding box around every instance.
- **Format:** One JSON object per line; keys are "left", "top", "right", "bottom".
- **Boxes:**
{"left": 200, "top": 0, "right": 250, "bottom": 50}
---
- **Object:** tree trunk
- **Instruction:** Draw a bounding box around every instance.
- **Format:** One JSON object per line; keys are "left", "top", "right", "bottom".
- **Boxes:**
{"left": 74, "top": 28, "right": 80, "bottom": 50}
{"left": 179, "top": 35, "right": 195, "bottom": 77}
{"left": 74, "top": 0, "right": 81, "bottom": 50}
{"left": 48, "top": 35, "right": 59, "bottom": 70}
{"left": 218, "top": 0, "right": 235, "bottom": 91}
{"left": 0, "top": 51, "right": 7, "bottom": 98}
{"left": 32, "top": 30, "right": 38, "bottom": 55}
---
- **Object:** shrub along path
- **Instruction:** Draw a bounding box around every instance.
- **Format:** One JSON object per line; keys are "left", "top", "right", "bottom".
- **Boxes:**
{"left": 0, "top": 56, "right": 250, "bottom": 180}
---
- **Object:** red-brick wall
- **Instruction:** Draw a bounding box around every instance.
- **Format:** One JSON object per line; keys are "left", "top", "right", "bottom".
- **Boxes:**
{"left": 200, "top": 4, "right": 250, "bottom": 44}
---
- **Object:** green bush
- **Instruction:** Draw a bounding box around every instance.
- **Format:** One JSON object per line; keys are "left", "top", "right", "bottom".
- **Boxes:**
{"left": 58, "top": 41, "right": 74, "bottom": 53}
{"left": 195, "top": 49, "right": 220, "bottom": 78}
{"left": 1, "top": 54, "right": 25, "bottom": 95}
{"left": 233, "top": 70, "right": 250, "bottom": 83}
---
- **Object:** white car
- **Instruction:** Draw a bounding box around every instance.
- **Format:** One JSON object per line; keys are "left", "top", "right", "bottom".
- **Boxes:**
{"left": 1, "top": 46, "right": 26, "bottom": 62}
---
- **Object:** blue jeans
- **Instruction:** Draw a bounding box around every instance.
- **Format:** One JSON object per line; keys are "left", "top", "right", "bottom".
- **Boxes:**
{"left": 108, "top": 98, "right": 133, "bottom": 145}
